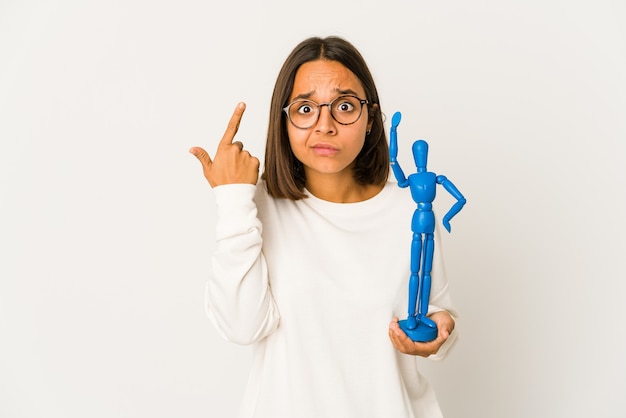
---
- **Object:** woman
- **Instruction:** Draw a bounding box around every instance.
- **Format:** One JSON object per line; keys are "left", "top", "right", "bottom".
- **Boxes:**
{"left": 190, "top": 36, "right": 458, "bottom": 418}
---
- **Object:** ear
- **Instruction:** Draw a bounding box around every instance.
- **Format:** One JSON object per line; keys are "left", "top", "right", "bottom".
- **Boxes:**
{"left": 367, "top": 103, "right": 379, "bottom": 131}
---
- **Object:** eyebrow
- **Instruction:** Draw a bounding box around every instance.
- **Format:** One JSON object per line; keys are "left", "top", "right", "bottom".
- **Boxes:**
{"left": 291, "top": 88, "right": 362, "bottom": 102}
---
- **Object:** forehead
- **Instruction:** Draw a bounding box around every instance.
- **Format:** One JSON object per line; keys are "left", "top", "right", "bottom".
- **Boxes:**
{"left": 290, "top": 59, "right": 365, "bottom": 100}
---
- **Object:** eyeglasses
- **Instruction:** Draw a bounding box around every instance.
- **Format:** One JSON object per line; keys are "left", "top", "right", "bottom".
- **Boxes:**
{"left": 283, "top": 95, "right": 369, "bottom": 129}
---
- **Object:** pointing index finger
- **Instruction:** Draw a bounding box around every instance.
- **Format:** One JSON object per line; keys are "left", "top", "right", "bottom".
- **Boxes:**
{"left": 220, "top": 102, "right": 246, "bottom": 147}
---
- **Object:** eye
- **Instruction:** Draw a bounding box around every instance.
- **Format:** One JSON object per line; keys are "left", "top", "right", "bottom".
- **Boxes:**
{"left": 296, "top": 102, "right": 316, "bottom": 115}
{"left": 334, "top": 97, "right": 356, "bottom": 113}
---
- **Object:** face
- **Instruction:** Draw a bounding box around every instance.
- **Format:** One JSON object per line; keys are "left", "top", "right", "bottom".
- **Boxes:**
{"left": 286, "top": 59, "right": 372, "bottom": 184}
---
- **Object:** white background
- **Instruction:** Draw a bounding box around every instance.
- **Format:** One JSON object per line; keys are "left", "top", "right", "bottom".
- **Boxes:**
{"left": 1, "top": 0, "right": 625, "bottom": 417}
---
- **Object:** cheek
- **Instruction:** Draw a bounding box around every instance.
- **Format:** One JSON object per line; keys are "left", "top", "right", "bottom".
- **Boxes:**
{"left": 352, "top": 137, "right": 367, "bottom": 157}
{"left": 287, "top": 127, "right": 308, "bottom": 158}
{"left": 351, "top": 126, "right": 368, "bottom": 151}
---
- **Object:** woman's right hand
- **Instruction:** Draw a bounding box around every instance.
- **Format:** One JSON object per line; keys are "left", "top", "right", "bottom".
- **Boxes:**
{"left": 189, "top": 102, "right": 260, "bottom": 188}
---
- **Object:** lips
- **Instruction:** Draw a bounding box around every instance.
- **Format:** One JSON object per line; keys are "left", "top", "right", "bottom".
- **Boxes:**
{"left": 311, "top": 143, "right": 339, "bottom": 156}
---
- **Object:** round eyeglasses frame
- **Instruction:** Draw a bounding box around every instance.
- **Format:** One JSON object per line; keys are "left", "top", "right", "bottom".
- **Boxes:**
{"left": 282, "top": 95, "right": 369, "bottom": 129}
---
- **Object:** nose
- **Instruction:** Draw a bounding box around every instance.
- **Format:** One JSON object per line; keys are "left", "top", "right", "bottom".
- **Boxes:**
{"left": 315, "top": 104, "right": 336, "bottom": 134}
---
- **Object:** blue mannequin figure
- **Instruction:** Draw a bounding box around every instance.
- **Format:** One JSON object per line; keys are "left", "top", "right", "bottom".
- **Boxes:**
{"left": 389, "top": 111, "right": 466, "bottom": 342}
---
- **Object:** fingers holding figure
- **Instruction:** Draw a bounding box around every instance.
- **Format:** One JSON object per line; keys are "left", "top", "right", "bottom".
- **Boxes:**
{"left": 388, "top": 313, "right": 454, "bottom": 357}
{"left": 189, "top": 102, "right": 259, "bottom": 187}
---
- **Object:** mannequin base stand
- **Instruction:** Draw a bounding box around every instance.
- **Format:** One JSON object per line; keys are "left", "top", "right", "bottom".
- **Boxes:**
{"left": 399, "top": 318, "right": 438, "bottom": 342}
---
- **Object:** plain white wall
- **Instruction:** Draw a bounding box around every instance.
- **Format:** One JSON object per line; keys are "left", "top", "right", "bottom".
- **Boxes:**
{"left": 1, "top": 0, "right": 625, "bottom": 417}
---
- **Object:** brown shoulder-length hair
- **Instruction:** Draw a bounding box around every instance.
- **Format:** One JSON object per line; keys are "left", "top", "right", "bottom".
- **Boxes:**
{"left": 261, "top": 36, "right": 389, "bottom": 200}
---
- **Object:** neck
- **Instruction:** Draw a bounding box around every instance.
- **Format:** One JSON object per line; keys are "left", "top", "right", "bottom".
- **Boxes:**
{"left": 305, "top": 171, "right": 383, "bottom": 203}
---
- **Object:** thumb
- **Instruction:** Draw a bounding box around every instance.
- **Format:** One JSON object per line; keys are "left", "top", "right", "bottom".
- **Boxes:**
{"left": 439, "top": 326, "right": 450, "bottom": 340}
{"left": 189, "top": 146, "right": 212, "bottom": 168}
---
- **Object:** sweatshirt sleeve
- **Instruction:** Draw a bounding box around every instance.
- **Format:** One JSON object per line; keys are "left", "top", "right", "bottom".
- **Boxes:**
{"left": 205, "top": 184, "right": 280, "bottom": 345}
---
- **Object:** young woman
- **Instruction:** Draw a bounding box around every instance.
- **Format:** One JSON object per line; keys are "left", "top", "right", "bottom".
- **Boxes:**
{"left": 190, "top": 36, "right": 458, "bottom": 418}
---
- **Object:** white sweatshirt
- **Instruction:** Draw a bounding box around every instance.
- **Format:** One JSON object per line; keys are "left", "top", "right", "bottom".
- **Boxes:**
{"left": 206, "top": 180, "right": 458, "bottom": 418}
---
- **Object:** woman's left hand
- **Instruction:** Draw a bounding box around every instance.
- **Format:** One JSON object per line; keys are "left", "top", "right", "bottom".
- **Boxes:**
{"left": 388, "top": 311, "right": 455, "bottom": 357}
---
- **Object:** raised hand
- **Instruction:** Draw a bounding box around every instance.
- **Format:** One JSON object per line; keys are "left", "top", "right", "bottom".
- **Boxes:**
{"left": 189, "top": 102, "right": 260, "bottom": 187}
{"left": 389, "top": 111, "right": 402, "bottom": 161}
